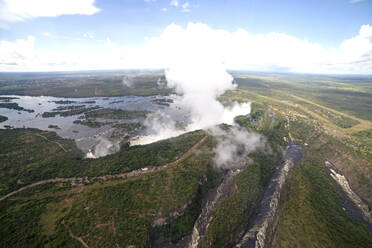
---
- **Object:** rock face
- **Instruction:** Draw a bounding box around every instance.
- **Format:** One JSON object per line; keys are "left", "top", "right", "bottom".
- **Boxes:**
{"left": 189, "top": 169, "right": 242, "bottom": 248}
{"left": 236, "top": 143, "right": 302, "bottom": 248}
{"left": 326, "top": 161, "right": 372, "bottom": 232}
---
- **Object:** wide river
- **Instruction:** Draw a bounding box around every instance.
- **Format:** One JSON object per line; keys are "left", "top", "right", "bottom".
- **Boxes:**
{"left": 0, "top": 95, "right": 171, "bottom": 156}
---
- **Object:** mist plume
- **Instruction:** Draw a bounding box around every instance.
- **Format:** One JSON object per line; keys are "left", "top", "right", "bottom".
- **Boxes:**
{"left": 86, "top": 137, "right": 120, "bottom": 158}
{"left": 131, "top": 24, "right": 251, "bottom": 145}
{"left": 208, "top": 125, "right": 266, "bottom": 169}
{"left": 122, "top": 75, "right": 134, "bottom": 87}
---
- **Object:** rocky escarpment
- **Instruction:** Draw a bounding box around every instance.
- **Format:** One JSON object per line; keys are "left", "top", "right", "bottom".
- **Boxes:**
{"left": 325, "top": 161, "right": 372, "bottom": 232}
{"left": 236, "top": 143, "right": 302, "bottom": 248}
{"left": 188, "top": 169, "right": 242, "bottom": 248}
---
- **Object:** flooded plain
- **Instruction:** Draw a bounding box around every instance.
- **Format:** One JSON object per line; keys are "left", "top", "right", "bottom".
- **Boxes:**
{"left": 0, "top": 95, "right": 173, "bottom": 156}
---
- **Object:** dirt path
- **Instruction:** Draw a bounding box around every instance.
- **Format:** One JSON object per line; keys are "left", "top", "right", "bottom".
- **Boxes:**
{"left": 63, "top": 220, "right": 90, "bottom": 248}
{"left": 231, "top": 89, "right": 371, "bottom": 133}
{"left": 0, "top": 135, "right": 207, "bottom": 202}
{"left": 287, "top": 94, "right": 371, "bottom": 132}
{"left": 30, "top": 133, "right": 68, "bottom": 152}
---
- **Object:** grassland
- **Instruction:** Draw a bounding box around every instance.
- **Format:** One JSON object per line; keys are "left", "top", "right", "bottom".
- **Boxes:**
{"left": 0, "top": 102, "right": 286, "bottom": 247}
{"left": 0, "top": 71, "right": 371, "bottom": 247}
{"left": 224, "top": 74, "right": 372, "bottom": 205}
{"left": 0, "top": 72, "right": 171, "bottom": 97}
{"left": 232, "top": 73, "right": 372, "bottom": 121}
{"left": 0, "top": 131, "right": 220, "bottom": 247}
{"left": 0, "top": 128, "right": 205, "bottom": 196}
{"left": 224, "top": 74, "right": 371, "bottom": 247}
{"left": 268, "top": 159, "right": 372, "bottom": 248}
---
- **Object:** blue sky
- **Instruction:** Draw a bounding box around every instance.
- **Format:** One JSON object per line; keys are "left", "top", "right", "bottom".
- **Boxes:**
{"left": 2, "top": 0, "right": 372, "bottom": 48}
{"left": 0, "top": 0, "right": 372, "bottom": 73}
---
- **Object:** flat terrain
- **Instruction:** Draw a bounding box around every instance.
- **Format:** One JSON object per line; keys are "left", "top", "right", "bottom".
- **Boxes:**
{"left": 0, "top": 72, "right": 171, "bottom": 97}
{"left": 0, "top": 71, "right": 371, "bottom": 247}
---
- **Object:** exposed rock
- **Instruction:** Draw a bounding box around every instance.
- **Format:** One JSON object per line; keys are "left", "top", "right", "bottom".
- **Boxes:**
{"left": 236, "top": 143, "right": 302, "bottom": 248}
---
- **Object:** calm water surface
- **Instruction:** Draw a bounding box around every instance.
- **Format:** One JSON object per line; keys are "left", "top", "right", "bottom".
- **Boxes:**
{"left": 0, "top": 95, "right": 171, "bottom": 155}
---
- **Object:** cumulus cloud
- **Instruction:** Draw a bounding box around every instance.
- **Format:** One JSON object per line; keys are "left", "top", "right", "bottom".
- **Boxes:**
{"left": 0, "top": 0, "right": 100, "bottom": 24}
{"left": 0, "top": 22, "right": 372, "bottom": 74}
{"left": 0, "top": 35, "right": 122, "bottom": 71}
{"left": 0, "top": 35, "right": 35, "bottom": 68}
{"left": 340, "top": 25, "right": 372, "bottom": 59}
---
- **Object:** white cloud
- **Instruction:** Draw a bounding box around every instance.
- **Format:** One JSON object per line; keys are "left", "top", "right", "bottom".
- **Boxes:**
{"left": 144, "top": 0, "right": 156, "bottom": 2}
{"left": 182, "top": 2, "right": 191, "bottom": 12}
{"left": 161, "top": 8, "right": 168, "bottom": 12}
{"left": 0, "top": 23, "right": 372, "bottom": 74}
{"left": 340, "top": 25, "right": 372, "bottom": 59}
{"left": 169, "top": 1, "right": 196, "bottom": 12}
{"left": 170, "top": 0, "right": 178, "bottom": 7}
{"left": 349, "top": 0, "right": 363, "bottom": 3}
{"left": 0, "top": 0, "right": 100, "bottom": 24}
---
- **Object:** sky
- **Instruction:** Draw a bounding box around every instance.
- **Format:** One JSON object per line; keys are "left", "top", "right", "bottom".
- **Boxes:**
{"left": 0, "top": 0, "right": 372, "bottom": 74}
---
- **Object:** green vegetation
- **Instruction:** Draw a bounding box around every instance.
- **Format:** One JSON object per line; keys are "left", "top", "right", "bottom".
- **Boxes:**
{"left": 52, "top": 105, "right": 86, "bottom": 111}
{"left": 201, "top": 153, "right": 277, "bottom": 248}
{"left": 0, "top": 128, "right": 205, "bottom": 196}
{"left": 0, "top": 129, "right": 82, "bottom": 195}
{"left": 109, "top": 100, "right": 124, "bottom": 104}
{"left": 73, "top": 119, "right": 112, "bottom": 128}
{"left": 48, "top": 124, "right": 60, "bottom": 129}
{"left": 0, "top": 116, "right": 283, "bottom": 247}
{"left": 233, "top": 73, "right": 372, "bottom": 121}
{"left": 0, "top": 115, "right": 7, "bottom": 123}
{"left": 0, "top": 102, "right": 34, "bottom": 113}
{"left": 198, "top": 105, "right": 287, "bottom": 248}
{"left": 88, "top": 130, "right": 205, "bottom": 174}
{"left": 83, "top": 108, "right": 149, "bottom": 119}
{"left": 112, "top": 122, "right": 141, "bottom": 132}
{"left": 268, "top": 161, "right": 372, "bottom": 248}
{"left": 227, "top": 81, "right": 372, "bottom": 247}
{"left": 52, "top": 100, "right": 76, "bottom": 104}
{"left": 0, "top": 72, "right": 371, "bottom": 247}
{"left": 226, "top": 73, "right": 372, "bottom": 204}
{"left": 0, "top": 72, "right": 171, "bottom": 97}
{"left": 42, "top": 106, "right": 101, "bottom": 118}
{"left": 353, "top": 129, "right": 372, "bottom": 139}
{"left": 150, "top": 140, "right": 222, "bottom": 245}
{"left": 0, "top": 132, "right": 217, "bottom": 248}
{"left": 235, "top": 102, "right": 288, "bottom": 147}
{"left": 293, "top": 99, "right": 360, "bottom": 128}
{"left": 152, "top": 98, "right": 174, "bottom": 106}
{"left": 0, "top": 96, "right": 19, "bottom": 102}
